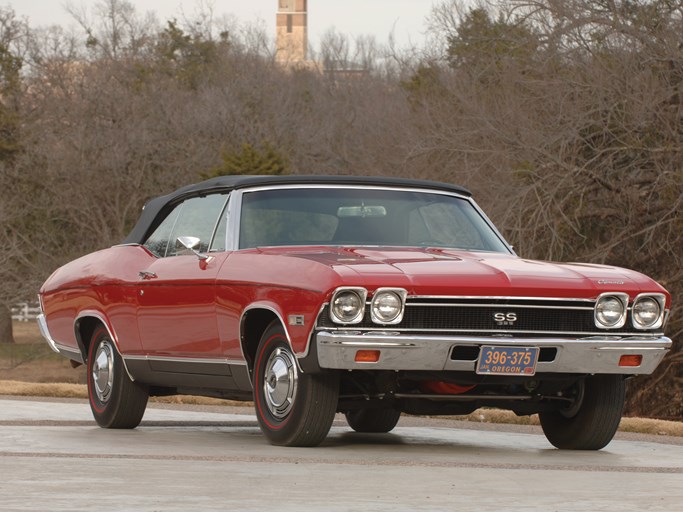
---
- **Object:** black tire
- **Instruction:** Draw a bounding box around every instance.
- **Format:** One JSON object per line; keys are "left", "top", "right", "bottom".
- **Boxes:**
{"left": 539, "top": 375, "right": 625, "bottom": 450}
{"left": 345, "top": 408, "right": 401, "bottom": 433}
{"left": 87, "top": 327, "right": 148, "bottom": 429}
{"left": 253, "top": 321, "right": 339, "bottom": 447}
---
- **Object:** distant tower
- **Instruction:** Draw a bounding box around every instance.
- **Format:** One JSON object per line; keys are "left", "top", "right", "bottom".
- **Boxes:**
{"left": 276, "top": 0, "right": 308, "bottom": 62}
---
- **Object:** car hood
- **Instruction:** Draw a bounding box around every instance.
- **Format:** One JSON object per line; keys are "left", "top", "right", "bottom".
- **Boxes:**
{"left": 258, "top": 247, "right": 667, "bottom": 299}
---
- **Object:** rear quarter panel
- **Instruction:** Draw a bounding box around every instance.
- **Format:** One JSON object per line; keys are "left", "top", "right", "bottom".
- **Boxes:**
{"left": 40, "top": 245, "right": 155, "bottom": 354}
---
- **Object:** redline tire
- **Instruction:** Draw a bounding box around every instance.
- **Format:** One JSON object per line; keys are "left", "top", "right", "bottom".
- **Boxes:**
{"left": 539, "top": 375, "right": 625, "bottom": 450}
{"left": 87, "top": 327, "right": 148, "bottom": 429}
{"left": 253, "top": 321, "right": 339, "bottom": 447}
{"left": 345, "top": 408, "right": 401, "bottom": 433}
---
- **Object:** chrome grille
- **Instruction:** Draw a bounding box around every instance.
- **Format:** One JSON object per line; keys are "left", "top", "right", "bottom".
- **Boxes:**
{"left": 316, "top": 297, "right": 658, "bottom": 335}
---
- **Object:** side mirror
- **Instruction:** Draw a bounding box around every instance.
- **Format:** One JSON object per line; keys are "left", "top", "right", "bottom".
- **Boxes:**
{"left": 176, "top": 236, "right": 208, "bottom": 260}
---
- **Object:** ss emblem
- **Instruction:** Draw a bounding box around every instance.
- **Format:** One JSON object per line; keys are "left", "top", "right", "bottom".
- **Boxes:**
{"left": 493, "top": 312, "right": 517, "bottom": 325}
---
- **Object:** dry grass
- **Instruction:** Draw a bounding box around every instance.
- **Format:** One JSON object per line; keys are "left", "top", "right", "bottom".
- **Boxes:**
{"left": 11, "top": 321, "right": 43, "bottom": 344}
{"left": 618, "top": 417, "right": 683, "bottom": 437}
{"left": 0, "top": 380, "right": 249, "bottom": 407}
{"left": 0, "top": 325, "right": 86, "bottom": 383}
{"left": 0, "top": 380, "right": 87, "bottom": 399}
{"left": 150, "top": 394, "right": 249, "bottom": 407}
{"left": 450, "top": 408, "right": 683, "bottom": 437}
{"left": 455, "top": 409, "right": 540, "bottom": 426}
{"left": 1, "top": 379, "right": 681, "bottom": 437}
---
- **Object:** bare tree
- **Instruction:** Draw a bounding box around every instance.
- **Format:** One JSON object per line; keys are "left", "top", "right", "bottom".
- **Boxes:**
{"left": 413, "top": 0, "right": 683, "bottom": 416}
{"left": 0, "top": 1, "right": 679, "bottom": 415}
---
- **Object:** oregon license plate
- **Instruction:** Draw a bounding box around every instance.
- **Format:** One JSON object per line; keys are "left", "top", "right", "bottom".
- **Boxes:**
{"left": 476, "top": 346, "right": 540, "bottom": 376}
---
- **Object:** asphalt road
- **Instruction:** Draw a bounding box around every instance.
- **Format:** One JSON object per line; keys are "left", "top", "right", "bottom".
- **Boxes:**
{"left": 0, "top": 397, "right": 681, "bottom": 512}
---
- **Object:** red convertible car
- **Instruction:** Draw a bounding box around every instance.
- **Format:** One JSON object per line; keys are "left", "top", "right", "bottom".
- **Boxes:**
{"left": 38, "top": 175, "right": 672, "bottom": 449}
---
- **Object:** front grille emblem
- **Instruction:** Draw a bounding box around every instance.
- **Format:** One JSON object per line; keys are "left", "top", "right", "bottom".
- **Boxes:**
{"left": 493, "top": 312, "right": 517, "bottom": 326}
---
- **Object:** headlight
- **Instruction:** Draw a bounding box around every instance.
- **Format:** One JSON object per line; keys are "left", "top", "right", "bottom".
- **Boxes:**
{"left": 330, "top": 287, "right": 367, "bottom": 324}
{"left": 594, "top": 293, "right": 628, "bottom": 329}
{"left": 370, "top": 288, "right": 407, "bottom": 325}
{"left": 632, "top": 294, "right": 665, "bottom": 330}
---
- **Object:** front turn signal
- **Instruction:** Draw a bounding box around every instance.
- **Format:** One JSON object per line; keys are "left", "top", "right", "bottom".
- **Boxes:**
{"left": 355, "top": 350, "right": 381, "bottom": 363}
{"left": 619, "top": 355, "right": 643, "bottom": 367}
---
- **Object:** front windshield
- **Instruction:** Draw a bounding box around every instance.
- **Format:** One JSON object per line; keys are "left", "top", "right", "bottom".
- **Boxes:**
{"left": 239, "top": 187, "right": 510, "bottom": 253}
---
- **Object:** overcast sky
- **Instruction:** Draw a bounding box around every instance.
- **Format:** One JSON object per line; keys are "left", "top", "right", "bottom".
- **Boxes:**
{"left": 4, "top": 1, "right": 445, "bottom": 48}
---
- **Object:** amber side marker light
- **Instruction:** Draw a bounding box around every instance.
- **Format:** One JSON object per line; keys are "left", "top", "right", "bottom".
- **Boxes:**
{"left": 355, "top": 350, "right": 381, "bottom": 363}
{"left": 619, "top": 355, "right": 643, "bottom": 367}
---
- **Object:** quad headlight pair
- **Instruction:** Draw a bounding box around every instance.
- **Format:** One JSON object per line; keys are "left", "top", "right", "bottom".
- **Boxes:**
{"left": 329, "top": 287, "right": 407, "bottom": 325}
{"left": 594, "top": 293, "right": 666, "bottom": 330}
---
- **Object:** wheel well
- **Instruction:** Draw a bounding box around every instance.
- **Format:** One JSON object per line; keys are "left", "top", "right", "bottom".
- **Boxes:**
{"left": 241, "top": 309, "right": 280, "bottom": 373}
{"left": 74, "top": 316, "right": 105, "bottom": 362}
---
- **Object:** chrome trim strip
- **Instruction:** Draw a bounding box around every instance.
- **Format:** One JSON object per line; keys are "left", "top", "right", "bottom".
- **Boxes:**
{"left": 56, "top": 343, "right": 85, "bottom": 364}
{"left": 75, "top": 310, "right": 135, "bottom": 381}
{"left": 234, "top": 184, "right": 513, "bottom": 254}
{"left": 468, "top": 196, "right": 515, "bottom": 254}
{"left": 405, "top": 303, "right": 594, "bottom": 311}
{"left": 124, "top": 354, "right": 247, "bottom": 365}
{"left": 227, "top": 188, "right": 243, "bottom": 251}
{"left": 55, "top": 344, "right": 84, "bottom": 362}
{"left": 239, "top": 183, "right": 471, "bottom": 199}
{"left": 37, "top": 314, "right": 85, "bottom": 364}
{"left": 240, "top": 304, "right": 293, "bottom": 346}
{"left": 315, "top": 326, "right": 665, "bottom": 336}
{"left": 321, "top": 339, "right": 419, "bottom": 348}
{"left": 37, "top": 313, "right": 59, "bottom": 353}
{"left": 208, "top": 194, "right": 230, "bottom": 252}
{"left": 316, "top": 331, "right": 672, "bottom": 374}
{"left": 299, "top": 303, "right": 328, "bottom": 361}
{"left": 409, "top": 295, "right": 596, "bottom": 302}
{"left": 239, "top": 303, "right": 300, "bottom": 373}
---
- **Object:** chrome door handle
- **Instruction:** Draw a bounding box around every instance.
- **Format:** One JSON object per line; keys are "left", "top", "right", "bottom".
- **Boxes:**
{"left": 138, "top": 271, "right": 157, "bottom": 280}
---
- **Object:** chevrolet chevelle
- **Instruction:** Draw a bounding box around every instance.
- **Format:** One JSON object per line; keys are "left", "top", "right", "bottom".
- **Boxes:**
{"left": 38, "top": 176, "right": 672, "bottom": 449}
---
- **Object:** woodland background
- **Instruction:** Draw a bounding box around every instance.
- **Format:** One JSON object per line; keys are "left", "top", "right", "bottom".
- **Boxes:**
{"left": 0, "top": 0, "right": 680, "bottom": 418}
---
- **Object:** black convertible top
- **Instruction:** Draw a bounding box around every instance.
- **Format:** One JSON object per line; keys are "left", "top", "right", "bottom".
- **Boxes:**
{"left": 122, "top": 175, "right": 472, "bottom": 244}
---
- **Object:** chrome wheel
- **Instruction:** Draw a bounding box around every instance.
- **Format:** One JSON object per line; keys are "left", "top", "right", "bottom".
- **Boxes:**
{"left": 263, "top": 347, "right": 298, "bottom": 419}
{"left": 87, "top": 328, "right": 149, "bottom": 429}
{"left": 92, "top": 340, "right": 115, "bottom": 403}
{"left": 254, "top": 322, "right": 339, "bottom": 446}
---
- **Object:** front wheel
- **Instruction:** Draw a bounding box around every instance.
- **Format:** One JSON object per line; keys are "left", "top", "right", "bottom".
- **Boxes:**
{"left": 87, "top": 327, "right": 148, "bottom": 429}
{"left": 253, "top": 321, "right": 339, "bottom": 447}
{"left": 539, "top": 375, "right": 625, "bottom": 450}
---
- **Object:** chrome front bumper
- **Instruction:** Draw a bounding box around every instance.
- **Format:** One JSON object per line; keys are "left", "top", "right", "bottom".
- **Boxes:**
{"left": 316, "top": 331, "right": 672, "bottom": 375}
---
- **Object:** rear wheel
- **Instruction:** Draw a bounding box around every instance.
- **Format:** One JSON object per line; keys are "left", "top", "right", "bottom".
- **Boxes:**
{"left": 539, "top": 375, "right": 625, "bottom": 450}
{"left": 87, "top": 327, "right": 148, "bottom": 429}
{"left": 345, "top": 408, "right": 401, "bottom": 433}
{"left": 253, "top": 321, "right": 339, "bottom": 446}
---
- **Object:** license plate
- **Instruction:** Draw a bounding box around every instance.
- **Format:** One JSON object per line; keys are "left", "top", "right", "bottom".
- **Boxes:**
{"left": 476, "top": 346, "right": 539, "bottom": 376}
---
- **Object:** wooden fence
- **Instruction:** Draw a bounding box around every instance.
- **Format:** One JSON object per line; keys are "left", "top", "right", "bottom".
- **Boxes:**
{"left": 11, "top": 302, "right": 41, "bottom": 322}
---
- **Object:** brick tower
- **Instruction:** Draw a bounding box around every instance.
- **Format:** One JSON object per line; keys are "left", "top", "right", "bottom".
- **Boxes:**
{"left": 276, "top": 0, "right": 307, "bottom": 62}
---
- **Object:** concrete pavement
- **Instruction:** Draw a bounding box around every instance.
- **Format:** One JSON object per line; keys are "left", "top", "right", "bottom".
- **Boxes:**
{"left": 1, "top": 397, "right": 681, "bottom": 511}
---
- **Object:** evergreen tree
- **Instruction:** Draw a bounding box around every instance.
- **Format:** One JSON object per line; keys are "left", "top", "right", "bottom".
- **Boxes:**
{"left": 203, "top": 143, "right": 290, "bottom": 178}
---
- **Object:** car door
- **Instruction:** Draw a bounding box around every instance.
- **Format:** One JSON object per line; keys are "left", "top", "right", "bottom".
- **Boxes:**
{"left": 136, "top": 193, "right": 230, "bottom": 360}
